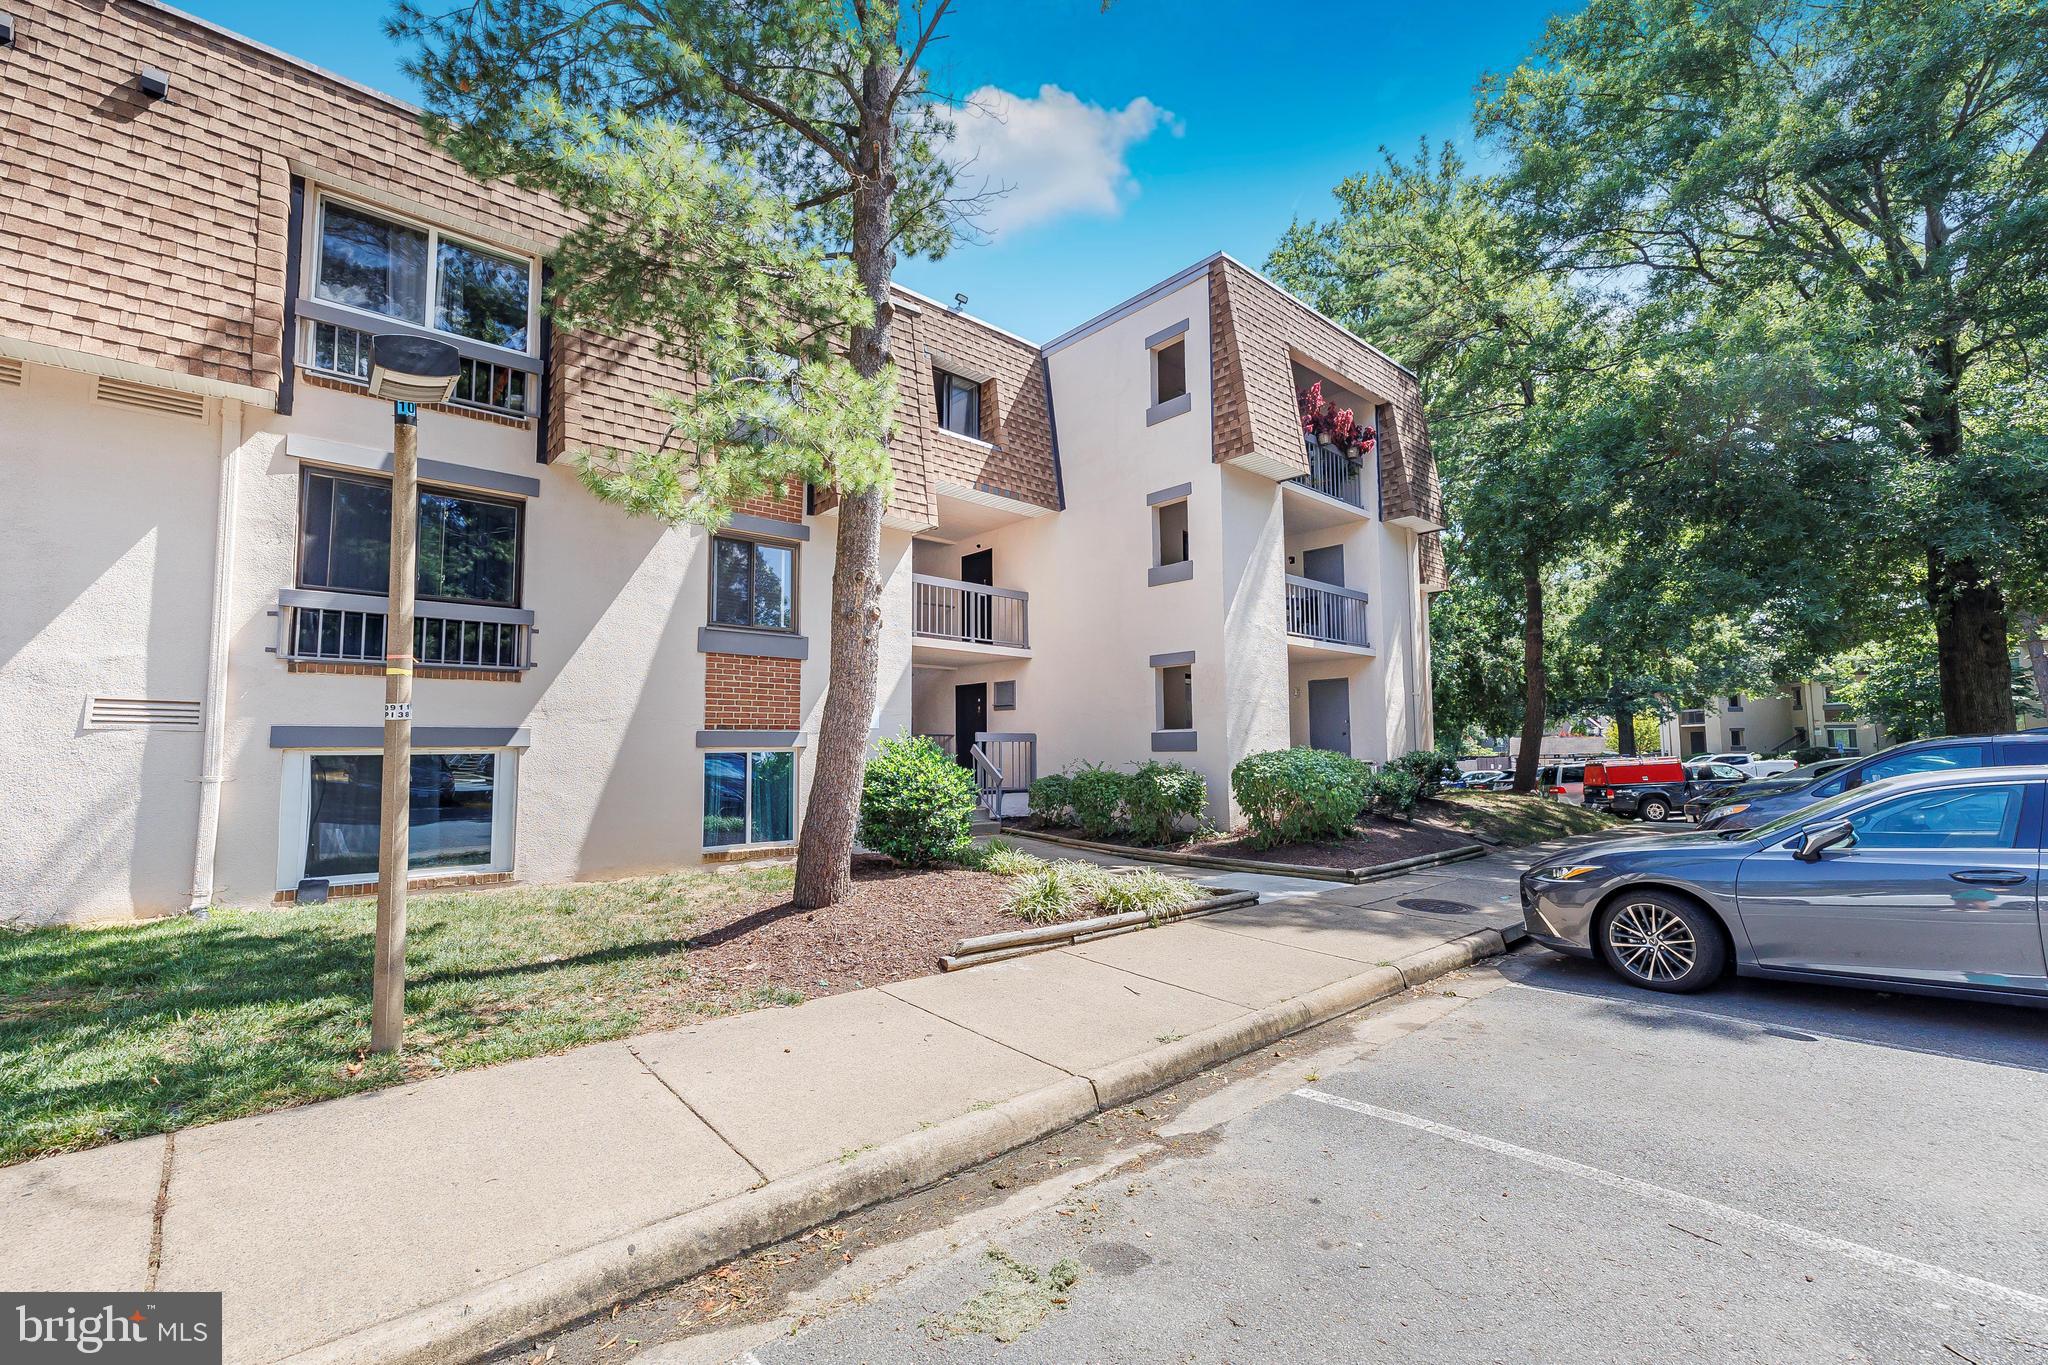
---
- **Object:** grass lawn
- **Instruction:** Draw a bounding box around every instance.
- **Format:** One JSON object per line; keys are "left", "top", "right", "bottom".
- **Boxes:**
{"left": 1433, "top": 791, "right": 1627, "bottom": 845}
{"left": 0, "top": 867, "right": 809, "bottom": 1168}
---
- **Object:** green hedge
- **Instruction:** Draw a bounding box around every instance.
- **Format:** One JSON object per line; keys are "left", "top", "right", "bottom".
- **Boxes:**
{"left": 858, "top": 735, "right": 979, "bottom": 866}
{"left": 1386, "top": 748, "right": 1459, "bottom": 800}
{"left": 1027, "top": 772, "right": 1074, "bottom": 825}
{"left": 1067, "top": 764, "right": 1129, "bottom": 839}
{"left": 1029, "top": 761, "right": 1209, "bottom": 845}
{"left": 1123, "top": 761, "right": 1209, "bottom": 845}
{"left": 1230, "top": 747, "right": 1375, "bottom": 847}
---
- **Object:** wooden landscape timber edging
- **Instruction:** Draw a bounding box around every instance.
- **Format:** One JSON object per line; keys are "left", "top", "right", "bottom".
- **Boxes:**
{"left": 939, "top": 890, "right": 1260, "bottom": 971}
{"left": 1017, "top": 829, "right": 1492, "bottom": 883}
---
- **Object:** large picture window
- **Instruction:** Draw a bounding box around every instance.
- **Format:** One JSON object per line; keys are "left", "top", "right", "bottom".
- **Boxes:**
{"left": 305, "top": 753, "right": 497, "bottom": 879}
{"left": 299, "top": 468, "right": 522, "bottom": 607}
{"left": 711, "top": 535, "right": 795, "bottom": 631}
{"left": 704, "top": 751, "right": 796, "bottom": 847}
{"left": 313, "top": 196, "right": 534, "bottom": 355}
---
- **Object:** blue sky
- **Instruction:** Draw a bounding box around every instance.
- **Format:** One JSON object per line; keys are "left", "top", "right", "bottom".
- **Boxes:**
{"left": 182, "top": 0, "right": 1563, "bottom": 340}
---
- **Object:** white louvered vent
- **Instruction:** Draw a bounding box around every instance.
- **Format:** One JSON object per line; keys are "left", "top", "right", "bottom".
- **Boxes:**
{"left": 86, "top": 696, "right": 203, "bottom": 730}
{"left": 0, "top": 357, "right": 22, "bottom": 387}
{"left": 96, "top": 377, "right": 205, "bottom": 419}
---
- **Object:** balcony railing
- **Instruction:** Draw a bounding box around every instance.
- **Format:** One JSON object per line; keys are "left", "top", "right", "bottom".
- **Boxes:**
{"left": 306, "top": 319, "right": 532, "bottom": 418}
{"left": 1288, "top": 437, "right": 1367, "bottom": 509}
{"left": 274, "top": 588, "right": 535, "bottom": 672}
{"left": 1284, "top": 576, "right": 1370, "bottom": 647}
{"left": 912, "top": 574, "right": 1029, "bottom": 648}
{"left": 1679, "top": 709, "right": 1706, "bottom": 726}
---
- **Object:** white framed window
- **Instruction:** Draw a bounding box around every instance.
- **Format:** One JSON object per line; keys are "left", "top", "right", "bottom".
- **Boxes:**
{"left": 302, "top": 193, "right": 539, "bottom": 416}
{"left": 703, "top": 750, "right": 797, "bottom": 849}
{"left": 277, "top": 748, "right": 517, "bottom": 890}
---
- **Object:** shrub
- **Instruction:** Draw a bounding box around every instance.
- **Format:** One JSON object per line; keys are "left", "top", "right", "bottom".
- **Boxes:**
{"left": 1028, "top": 773, "right": 1074, "bottom": 826}
{"left": 1091, "top": 868, "right": 1201, "bottom": 920}
{"left": 1005, "top": 867, "right": 1075, "bottom": 923}
{"left": 1370, "top": 765, "right": 1424, "bottom": 815}
{"left": 1123, "top": 760, "right": 1208, "bottom": 845}
{"left": 858, "top": 735, "right": 979, "bottom": 867}
{"left": 1231, "top": 747, "right": 1375, "bottom": 847}
{"left": 1067, "top": 764, "right": 1130, "bottom": 839}
{"left": 1791, "top": 745, "right": 1832, "bottom": 764}
{"left": 1388, "top": 748, "right": 1459, "bottom": 801}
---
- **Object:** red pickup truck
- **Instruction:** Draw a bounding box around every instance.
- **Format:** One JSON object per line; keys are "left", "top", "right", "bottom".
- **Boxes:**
{"left": 1581, "top": 759, "right": 1690, "bottom": 821}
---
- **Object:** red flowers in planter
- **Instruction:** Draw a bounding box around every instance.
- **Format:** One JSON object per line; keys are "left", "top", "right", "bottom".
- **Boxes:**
{"left": 1297, "top": 382, "right": 1377, "bottom": 463}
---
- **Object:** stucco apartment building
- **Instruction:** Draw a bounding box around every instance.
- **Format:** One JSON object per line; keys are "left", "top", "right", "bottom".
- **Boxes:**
{"left": 0, "top": 0, "right": 1446, "bottom": 924}
{"left": 1661, "top": 685, "right": 1885, "bottom": 759}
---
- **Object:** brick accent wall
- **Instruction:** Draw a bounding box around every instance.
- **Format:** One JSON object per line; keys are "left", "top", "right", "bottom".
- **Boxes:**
{"left": 703, "top": 653, "right": 801, "bottom": 729}
{"left": 736, "top": 480, "right": 805, "bottom": 524}
{"left": 1206, "top": 258, "right": 1442, "bottom": 526}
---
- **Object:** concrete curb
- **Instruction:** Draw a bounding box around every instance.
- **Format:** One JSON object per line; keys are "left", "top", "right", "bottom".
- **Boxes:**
{"left": 1018, "top": 828, "right": 1492, "bottom": 883}
{"left": 280, "top": 925, "right": 1514, "bottom": 1365}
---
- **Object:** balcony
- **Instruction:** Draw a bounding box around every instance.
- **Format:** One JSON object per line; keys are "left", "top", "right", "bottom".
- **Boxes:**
{"left": 1282, "top": 439, "right": 1370, "bottom": 530}
{"left": 274, "top": 588, "right": 535, "bottom": 675}
{"left": 1679, "top": 709, "right": 1706, "bottom": 726}
{"left": 1284, "top": 577, "right": 1371, "bottom": 657}
{"left": 911, "top": 574, "right": 1029, "bottom": 664}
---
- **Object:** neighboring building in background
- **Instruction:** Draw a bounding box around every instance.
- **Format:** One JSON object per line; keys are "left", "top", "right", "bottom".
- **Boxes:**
{"left": 1, "top": 0, "right": 1445, "bottom": 923}
{"left": 1661, "top": 685, "right": 1885, "bottom": 759}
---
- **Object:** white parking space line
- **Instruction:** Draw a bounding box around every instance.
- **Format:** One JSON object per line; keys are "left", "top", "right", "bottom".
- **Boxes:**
{"left": 1293, "top": 1087, "right": 2048, "bottom": 1319}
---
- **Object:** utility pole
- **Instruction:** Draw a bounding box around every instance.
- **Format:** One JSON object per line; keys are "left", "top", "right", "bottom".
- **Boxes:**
{"left": 366, "top": 336, "right": 461, "bottom": 1055}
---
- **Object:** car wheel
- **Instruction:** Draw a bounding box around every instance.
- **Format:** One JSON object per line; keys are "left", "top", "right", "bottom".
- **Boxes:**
{"left": 1639, "top": 796, "right": 1670, "bottom": 822}
{"left": 1596, "top": 893, "right": 1727, "bottom": 993}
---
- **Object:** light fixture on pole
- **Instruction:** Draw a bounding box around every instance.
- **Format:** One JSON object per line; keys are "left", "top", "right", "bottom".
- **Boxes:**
{"left": 366, "top": 334, "right": 461, "bottom": 1055}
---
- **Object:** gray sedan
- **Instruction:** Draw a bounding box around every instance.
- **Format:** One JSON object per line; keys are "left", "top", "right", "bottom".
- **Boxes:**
{"left": 1521, "top": 766, "right": 2048, "bottom": 1002}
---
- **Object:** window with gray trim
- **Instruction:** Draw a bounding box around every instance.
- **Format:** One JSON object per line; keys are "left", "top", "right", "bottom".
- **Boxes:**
{"left": 1154, "top": 498, "right": 1189, "bottom": 567}
{"left": 314, "top": 197, "right": 534, "bottom": 354}
{"left": 704, "top": 750, "right": 796, "bottom": 847}
{"left": 1159, "top": 663, "right": 1193, "bottom": 730}
{"left": 1153, "top": 338, "right": 1187, "bottom": 405}
{"left": 711, "top": 535, "right": 796, "bottom": 631}
{"left": 298, "top": 467, "right": 522, "bottom": 607}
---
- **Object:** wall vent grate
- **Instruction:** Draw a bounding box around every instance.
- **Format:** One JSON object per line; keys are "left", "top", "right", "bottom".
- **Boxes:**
{"left": 86, "top": 696, "right": 203, "bottom": 730}
{"left": 95, "top": 377, "right": 205, "bottom": 418}
{"left": 0, "top": 357, "right": 21, "bottom": 387}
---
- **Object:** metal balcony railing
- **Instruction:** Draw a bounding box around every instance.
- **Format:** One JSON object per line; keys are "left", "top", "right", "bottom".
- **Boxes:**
{"left": 275, "top": 588, "right": 535, "bottom": 672}
{"left": 912, "top": 574, "right": 1029, "bottom": 648}
{"left": 1679, "top": 709, "right": 1707, "bottom": 725}
{"left": 1284, "top": 576, "right": 1371, "bottom": 647}
{"left": 1288, "top": 437, "right": 1367, "bottom": 509}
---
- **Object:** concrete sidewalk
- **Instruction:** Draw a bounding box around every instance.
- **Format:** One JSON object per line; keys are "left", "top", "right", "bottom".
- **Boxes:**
{"left": 0, "top": 850, "right": 1540, "bottom": 1365}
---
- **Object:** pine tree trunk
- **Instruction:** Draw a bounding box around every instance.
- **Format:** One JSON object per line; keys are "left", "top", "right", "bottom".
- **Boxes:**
{"left": 792, "top": 38, "right": 899, "bottom": 910}
{"left": 1512, "top": 555, "right": 1545, "bottom": 794}
{"left": 1611, "top": 683, "right": 1637, "bottom": 756}
{"left": 1927, "top": 549, "right": 2015, "bottom": 737}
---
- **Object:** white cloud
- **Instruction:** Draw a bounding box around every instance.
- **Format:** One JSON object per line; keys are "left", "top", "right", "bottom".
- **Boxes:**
{"left": 948, "top": 84, "right": 1180, "bottom": 235}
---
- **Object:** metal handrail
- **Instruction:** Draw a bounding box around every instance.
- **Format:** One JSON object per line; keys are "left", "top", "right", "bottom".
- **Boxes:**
{"left": 968, "top": 743, "right": 1006, "bottom": 826}
{"left": 1283, "top": 576, "right": 1370, "bottom": 647}
{"left": 273, "top": 588, "right": 534, "bottom": 671}
{"left": 1289, "top": 438, "right": 1367, "bottom": 508}
{"left": 912, "top": 574, "right": 1029, "bottom": 648}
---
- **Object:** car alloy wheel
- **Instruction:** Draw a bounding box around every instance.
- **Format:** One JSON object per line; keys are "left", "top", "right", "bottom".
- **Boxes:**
{"left": 1597, "top": 892, "right": 1726, "bottom": 992}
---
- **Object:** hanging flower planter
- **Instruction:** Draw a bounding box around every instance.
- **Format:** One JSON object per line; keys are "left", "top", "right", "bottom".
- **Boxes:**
{"left": 1297, "top": 381, "right": 1377, "bottom": 472}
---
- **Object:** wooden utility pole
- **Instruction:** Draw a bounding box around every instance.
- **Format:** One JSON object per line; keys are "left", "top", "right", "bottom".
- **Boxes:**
{"left": 371, "top": 404, "right": 419, "bottom": 1054}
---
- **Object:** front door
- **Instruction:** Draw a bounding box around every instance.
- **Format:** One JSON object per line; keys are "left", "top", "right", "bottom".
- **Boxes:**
{"left": 1307, "top": 678, "right": 1351, "bottom": 756}
{"left": 954, "top": 683, "right": 988, "bottom": 771}
{"left": 960, "top": 550, "right": 993, "bottom": 642}
{"left": 1735, "top": 778, "right": 2048, "bottom": 992}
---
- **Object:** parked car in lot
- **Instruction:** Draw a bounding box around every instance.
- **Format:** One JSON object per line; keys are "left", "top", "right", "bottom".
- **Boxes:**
{"left": 1454, "top": 769, "right": 1514, "bottom": 791}
{"left": 1688, "top": 757, "right": 1852, "bottom": 824}
{"left": 1704, "top": 734, "right": 2048, "bottom": 832}
{"left": 1520, "top": 766, "right": 2048, "bottom": 1003}
{"left": 1536, "top": 762, "right": 1589, "bottom": 802}
{"left": 1696, "top": 750, "right": 1798, "bottom": 779}
{"left": 1584, "top": 759, "right": 1746, "bottom": 822}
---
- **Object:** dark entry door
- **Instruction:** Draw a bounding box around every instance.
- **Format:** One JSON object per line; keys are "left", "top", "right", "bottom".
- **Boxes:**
{"left": 960, "top": 549, "right": 993, "bottom": 642}
{"left": 1308, "top": 678, "right": 1351, "bottom": 755}
{"left": 954, "top": 683, "right": 988, "bottom": 770}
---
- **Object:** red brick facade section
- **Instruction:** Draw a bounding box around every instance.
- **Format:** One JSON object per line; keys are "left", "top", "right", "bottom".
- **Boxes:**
{"left": 1206, "top": 258, "right": 1442, "bottom": 527}
{"left": 703, "top": 654, "right": 801, "bottom": 730}
{"left": 1, "top": 0, "right": 576, "bottom": 394}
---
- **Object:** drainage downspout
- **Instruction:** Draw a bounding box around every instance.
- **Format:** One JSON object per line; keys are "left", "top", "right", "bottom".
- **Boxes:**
{"left": 188, "top": 399, "right": 244, "bottom": 912}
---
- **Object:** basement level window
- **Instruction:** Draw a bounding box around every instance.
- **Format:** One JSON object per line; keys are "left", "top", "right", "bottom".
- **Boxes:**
{"left": 704, "top": 750, "right": 796, "bottom": 848}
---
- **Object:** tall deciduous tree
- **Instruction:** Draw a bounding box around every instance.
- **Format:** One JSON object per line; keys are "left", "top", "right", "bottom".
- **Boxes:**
{"left": 1480, "top": 0, "right": 2048, "bottom": 734}
{"left": 1270, "top": 143, "right": 1631, "bottom": 792}
{"left": 394, "top": 0, "right": 965, "bottom": 906}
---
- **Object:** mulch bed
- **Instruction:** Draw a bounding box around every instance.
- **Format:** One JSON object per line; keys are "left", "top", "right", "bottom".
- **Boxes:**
{"left": 680, "top": 856, "right": 1019, "bottom": 1008}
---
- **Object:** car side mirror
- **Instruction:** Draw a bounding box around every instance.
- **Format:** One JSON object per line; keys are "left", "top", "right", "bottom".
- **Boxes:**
{"left": 1794, "top": 819, "right": 1856, "bottom": 863}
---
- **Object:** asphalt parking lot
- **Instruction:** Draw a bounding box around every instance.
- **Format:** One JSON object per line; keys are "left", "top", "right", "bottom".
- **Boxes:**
{"left": 741, "top": 946, "right": 2048, "bottom": 1363}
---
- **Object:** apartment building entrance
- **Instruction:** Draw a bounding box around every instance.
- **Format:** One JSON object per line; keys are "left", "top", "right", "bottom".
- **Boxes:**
{"left": 954, "top": 682, "right": 988, "bottom": 769}
{"left": 960, "top": 549, "right": 994, "bottom": 643}
{"left": 1308, "top": 678, "right": 1351, "bottom": 755}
